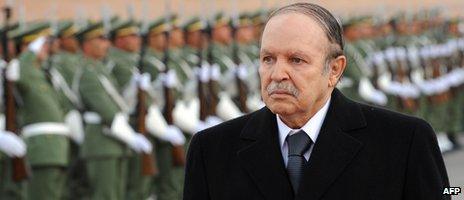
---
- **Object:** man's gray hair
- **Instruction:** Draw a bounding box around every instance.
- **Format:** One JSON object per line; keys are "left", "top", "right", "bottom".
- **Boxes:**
{"left": 268, "top": 2, "right": 345, "bottom": 66}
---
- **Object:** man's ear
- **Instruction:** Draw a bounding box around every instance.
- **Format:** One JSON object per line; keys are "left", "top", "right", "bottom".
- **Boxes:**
{"left": 328, "top": 55, "right": 346, "bottom": 87}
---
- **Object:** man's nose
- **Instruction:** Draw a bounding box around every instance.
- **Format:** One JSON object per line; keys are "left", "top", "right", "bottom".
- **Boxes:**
{"left": 270, "top": 59, "right": 290, "bottom": 82}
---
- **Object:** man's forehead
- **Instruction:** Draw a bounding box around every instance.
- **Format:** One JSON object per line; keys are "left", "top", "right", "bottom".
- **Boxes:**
{"left": 264, "top": 13, "right": 325, "bottom": 34}
{"left": 261, "top": 13, "right": 328, "bottom": 54}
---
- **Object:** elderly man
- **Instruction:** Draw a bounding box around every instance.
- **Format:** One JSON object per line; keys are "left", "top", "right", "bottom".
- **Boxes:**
{"left": 183, "top": 3, "right": 449, "bottom": 200}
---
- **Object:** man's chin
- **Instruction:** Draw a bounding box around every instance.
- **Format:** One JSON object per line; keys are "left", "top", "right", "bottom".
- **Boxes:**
{"left": 266, "top": 103, "right": 296, "bottom": 116}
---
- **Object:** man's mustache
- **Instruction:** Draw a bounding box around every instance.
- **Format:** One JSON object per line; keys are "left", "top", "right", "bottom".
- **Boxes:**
{"left": 266, "top": 81, "right": 299, "bottom": 97}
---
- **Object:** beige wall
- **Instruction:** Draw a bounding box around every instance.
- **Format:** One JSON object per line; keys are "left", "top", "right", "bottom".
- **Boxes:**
{"left": 0, "top": 0, "right": 463, "bottom": 23}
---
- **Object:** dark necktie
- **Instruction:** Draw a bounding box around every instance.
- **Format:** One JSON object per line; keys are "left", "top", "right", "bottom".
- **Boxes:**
{"left": 286, "top": 130, "right": 313, "bottom": 195}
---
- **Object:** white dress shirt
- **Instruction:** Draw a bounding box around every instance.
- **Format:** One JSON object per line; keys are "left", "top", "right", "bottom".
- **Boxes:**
{"left": 276, "top": 98, "right": 331, "bottom": 167}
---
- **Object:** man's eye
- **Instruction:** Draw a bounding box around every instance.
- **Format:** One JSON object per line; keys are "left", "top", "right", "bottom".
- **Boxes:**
{"left": 262, "top": 56, "right": 274, "bottom": 64}
{"left": 290, "top": 57, "right": 304, "bottom": 64}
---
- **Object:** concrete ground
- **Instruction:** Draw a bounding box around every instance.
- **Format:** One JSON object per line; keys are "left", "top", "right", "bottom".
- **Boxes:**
{"left": 443, "top": 135, "right": 464, "bottom": 200}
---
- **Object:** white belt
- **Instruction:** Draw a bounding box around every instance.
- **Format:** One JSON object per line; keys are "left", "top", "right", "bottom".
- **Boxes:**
{"left": 83, "top": 112, "right": 102, "bottom": 124}
{"left": 22, "top": 122, "right": 70, "bottom": 138}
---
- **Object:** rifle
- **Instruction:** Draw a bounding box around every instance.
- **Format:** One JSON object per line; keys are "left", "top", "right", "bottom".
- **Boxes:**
{"left": 162, "top": 10, "right": 186, "bottom": 167}
{"left": 2, "top": 0, "right": 30, "bottom": 181}
{"left": 136, "top": 0, "right": 158, "bottom": 176}
{"left": 231, "top": 1, "right": 249, "bottom": 113}
{"left": 196, "top": 28, "right": 209, "bottom": 121}
{"left": 429, "top": 51, "right": 450, "bottom": 105}
{"left": 204, "top": 25, "right": 220, "bottom": 117}
{"left": 395, "top": 51, "right": 418, "bottom": 112}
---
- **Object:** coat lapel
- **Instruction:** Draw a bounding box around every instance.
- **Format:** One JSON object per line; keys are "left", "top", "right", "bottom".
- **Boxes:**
{"left": 296, "top": 89, "right": 366, "bottom": 200}
{"left": 237, "top": 107, "right": 294, "bottom": 200}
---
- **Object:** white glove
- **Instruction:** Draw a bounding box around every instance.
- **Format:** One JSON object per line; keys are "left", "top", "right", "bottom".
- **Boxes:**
{"left": 6, "top": 59, "right": 20, "bottom": 82}
{"left": 28, "top": 36, "right": 47, "bottom": 55}
{"left": 359, "top": 77, "right": 387, "bottom": 106}
{"left": 216, "top": 92, "right": 243, "bottom": 120}
{"left": 162, "top": 125, "right": 186, "bottom": 146}
{"left": 194, "top": 120, "right": 210, "bottom": 133}
{"left": 65, "top": 110, "right": 85, "bottom": 144}
{"left": 137, "top": 72, "right": 152, "bottom": 91}
{"left": 194, "top": 116, "right": 224, "bottom": 133}
{"left": 173, "top": 99, "right": 201, "bottom": 134}
{"left": 205, "top": 116, "right": 223, "bottom": 127}
{"left": 145, "top": 104, "right": 169, "bottom": 139}
{"left": 195, "top": 62, "right": 210, "bottom": 83}
{"left": 210, "top": 64, "right": 221, "bottom": 81}
{"left": 0, "top": 131, "right": 26, "bottom": 157}
{"left": 236, "top": 63, "right": 248, "bottom": 80}
{"left": 161, "top": 70, "right": 179, "bottom": 88}
{"left": 247, "top": 95, "right": 265, "bottom": 111}
{"left": 132, "top": 134, "right": 153, "bottom": 153}
{"left": 109, "top": 113, "right": 152, "bottom": 153}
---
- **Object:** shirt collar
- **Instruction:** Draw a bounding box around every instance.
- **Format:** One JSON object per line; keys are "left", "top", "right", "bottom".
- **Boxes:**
{"left": 276, "top": 97, "right": 331, "bottom": 149}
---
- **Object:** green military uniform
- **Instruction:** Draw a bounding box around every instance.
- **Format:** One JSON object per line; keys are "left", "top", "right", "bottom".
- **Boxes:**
{"left": 76, "top": 23, "right": 131, "bottom": 200}
{"left": 144, "top": 48, "right": 164, "bottom": 81}
{"left": 11, "top": 23, "right": 70, "bottom": 200}
{"left": 210, "top": 41, "right": 234, "bottom": 73}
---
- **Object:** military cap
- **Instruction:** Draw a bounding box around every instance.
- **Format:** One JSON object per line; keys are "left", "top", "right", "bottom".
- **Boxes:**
{"left": 211, "top": 12, "right": 230, "bottom": 28}
{"left": 167, "top": 14, "right": 181, "bottom": 28}
{"left": 56, "top": 21, "right": 79, "bottom": 38}
{"left": 357, "top": 15, "right": 374, "bottom": 24}
{"left": 183, "top": 16, "right": 207, "bottom": 32}
{"left": 234, "top": 12, "right": 252, "bottom": 27}
{"left": 9, "top": 22, "right": 50, "bottom": 45}
{"left": 342, "top": 15, "right": 373, "bottom": 29}
{"left": 250, "top": 10, "right": 267, "bottom": 26}
{"left": 448, "top": 17, "right": 461, "bottom": 25}
{"left": 341, "top": 16, "right": 356, "bottom": 29}
{"left": 75, "top": 22, "right": 106, "bottom": 43}
{"left": 147, "top": 17, "right": 170, "bottom": 35}
{"left": 109, "top": 19, "right": 140, "bottom": 40}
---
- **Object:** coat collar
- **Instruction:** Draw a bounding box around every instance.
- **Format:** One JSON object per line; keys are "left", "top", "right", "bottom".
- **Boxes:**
{"left": 238, "top": 89, "right": 366, "bottom": 200}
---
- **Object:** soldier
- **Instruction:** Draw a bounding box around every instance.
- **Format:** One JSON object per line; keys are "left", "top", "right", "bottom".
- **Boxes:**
{"left": 144, "top": 18, "right": 167, "bottom": 81}
{"left": 9, "top": 22, "right": 70, "bottom": 200}
{"left": 201, "top": 12, "right": 246, "bottom": 120}
{"left": 53, "top": 21, "right": 82, "bottom": 88}
{"left": 341, "top": 16, "right": 381, "bottom": 104}
{"left": 106, "top": 19, "right": 152, "bottom": 200}
{"left": 75, "top": 22, "right": 152, "bottom": 200}
{"left": 137, "top": 17, "right": 190, "bottom": 200}
{"left": 182, "top": 16, "right": 206, "bottom": 67}
{"left": 234, "top": 12, "right": 257, "bottom": 66}
{"left": 232, "top": 12, "right": 264, "bottom": 112}
{"left": 152, "top": 14, "right": 189, "bottom": 200}
{"left": 210, "top": 12, "right": 234, "bottom": 73}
